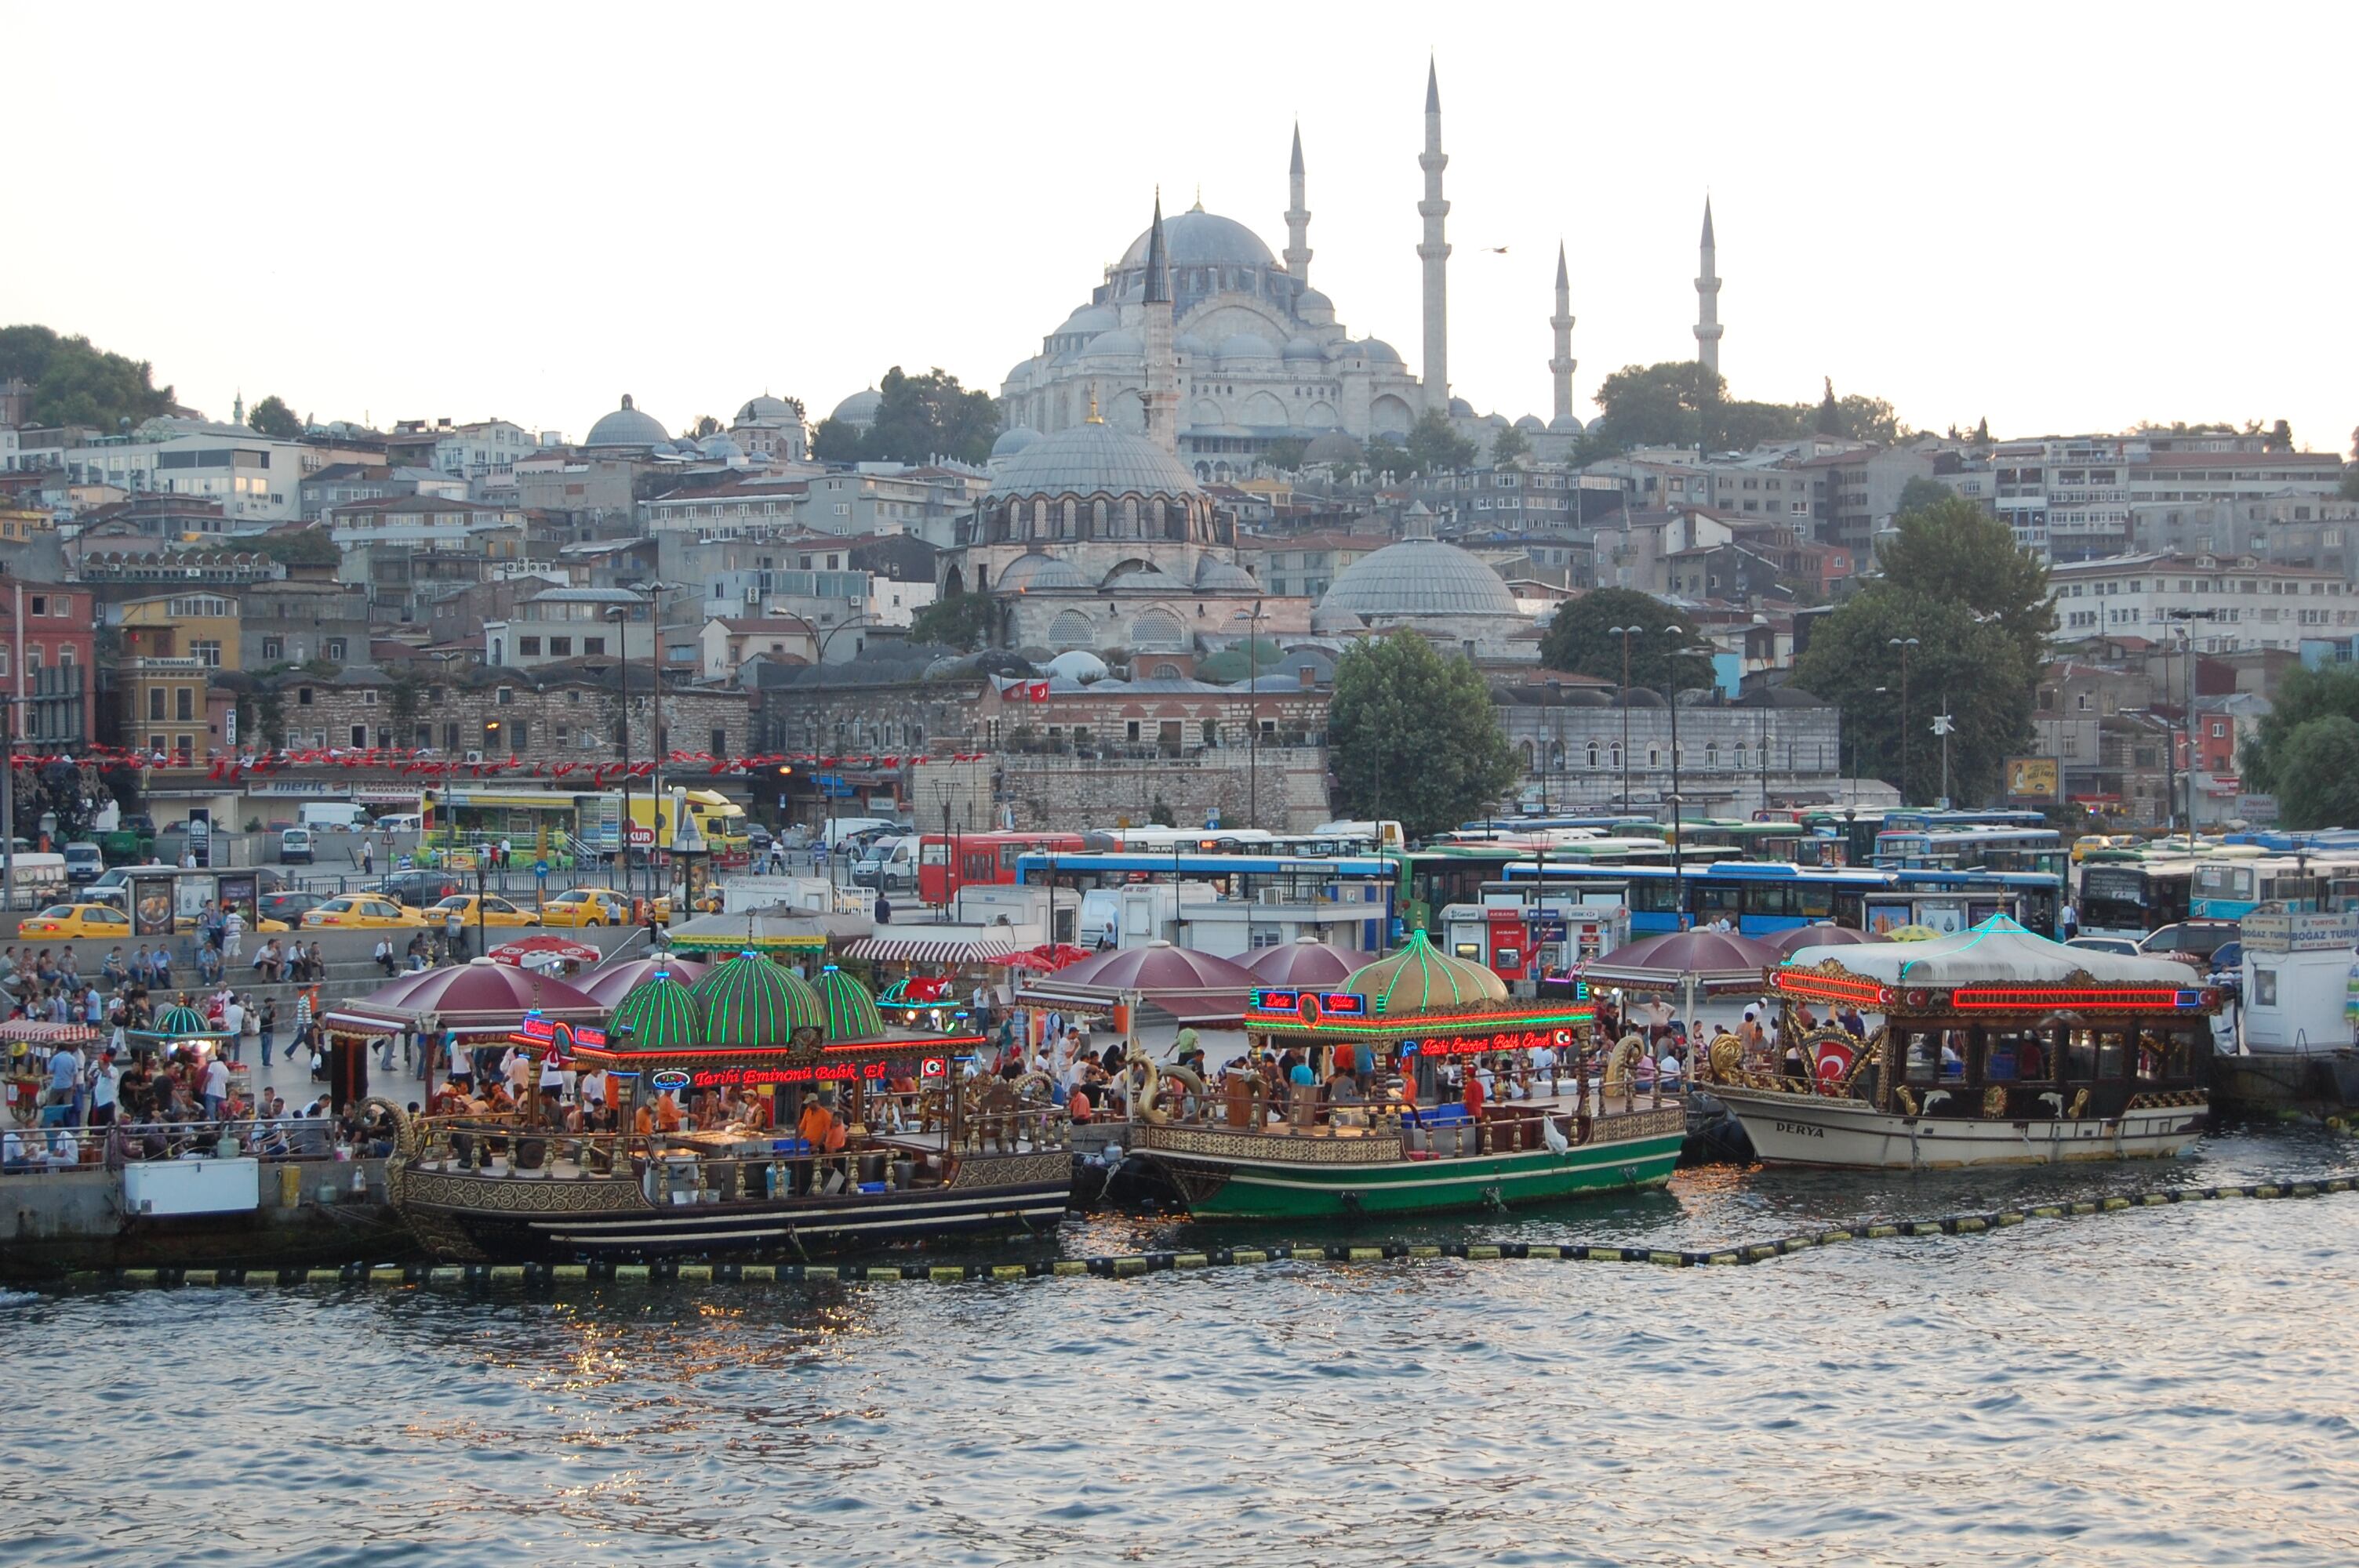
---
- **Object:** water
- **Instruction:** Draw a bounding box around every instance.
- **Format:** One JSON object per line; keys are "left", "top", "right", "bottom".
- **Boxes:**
{"left": 5, "top": 1127, "right": 2357, "bottom": 1567}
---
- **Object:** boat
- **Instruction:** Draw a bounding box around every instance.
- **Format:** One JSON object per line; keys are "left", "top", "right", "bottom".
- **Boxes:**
{"left": 1708, "top": 914, "right": 2215, "bottom": 1168}
{"left": 2215, "top": 906, "right": 2359, "bottom": 1116}
{"left": 1129, "top": 933, "right": 1685, "bottom": 1220}
{"left": 384, "top": 956, "right": 1070, "bottom": 1261}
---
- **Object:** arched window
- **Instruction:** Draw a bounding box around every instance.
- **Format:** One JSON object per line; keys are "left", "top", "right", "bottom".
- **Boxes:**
{"left": 1152, "top": 498, "right": 1169, "bottom": 533}
{"left": 1586, "top": 741, "right": 1600, "bottom": 769}
{"left": 1608, "top": 742, "right": 1621, "bottom": 770}
{"left": 1091, "top": 499, "right": 1107, "bottom": 536}
{"left": 1060, "top": 499, "right": 1078, "bottom": 539}
{"left": 1549, "top": 740, "right": 1565, "bottom": 770}
{"left": 1735, "top": 742, "right": 1750, "bottom": 769}
{"left": 1121, "top": 497, "right": 1139, "bottom": 538}
{"left": 1031, "top": 498, "right": 1049, "bottom": 538}
{"left": 1705, "top": 742, "right": 1719, "bottom": 770}
{"left": 1647, "top": 746, "right": 1661, "bottom": 768}
{"left": 1518, "top": 741, "right": 1535, "bottom": 774}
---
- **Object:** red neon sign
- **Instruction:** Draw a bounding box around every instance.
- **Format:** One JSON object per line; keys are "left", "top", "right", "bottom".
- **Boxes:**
{"left": 1950, "top": 986, "right": 2206, "bottom": 1012}
{"left": 1773, "top": 971, "right": 1892, "bottom": 1007}
{"left": 689, "top": 1062, "right": 889, "bottom": 1090}
{"left": 1404, "top": 1027, "right": 1582, "bottom": 1058}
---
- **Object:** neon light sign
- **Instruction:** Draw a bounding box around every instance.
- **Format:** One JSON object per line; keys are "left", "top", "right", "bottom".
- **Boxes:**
{"left": 1249, "top": 1004, "right": 1594, "bottom": 1037}
{"left": 1772, "top": 971, "right": 1892, "bottom": 1007}
{"left": 1400, "top": 1026, "right": 1581, "bottom": 1058}
{"left": 689, "top": 1062, "right": 889, "bottom": 1090}
{"left": 1950, "top": 986, "right": 2211, "bottom": 1012}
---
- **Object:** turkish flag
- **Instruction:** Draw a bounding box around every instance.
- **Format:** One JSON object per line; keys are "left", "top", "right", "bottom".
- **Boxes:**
{"left": 1028, "top": 680, "right": 1050, "bottom": 702}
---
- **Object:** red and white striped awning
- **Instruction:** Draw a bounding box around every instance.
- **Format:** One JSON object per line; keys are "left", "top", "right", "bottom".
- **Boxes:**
{"left": 841, "top": 935, "right": 1016, "bottom": 966}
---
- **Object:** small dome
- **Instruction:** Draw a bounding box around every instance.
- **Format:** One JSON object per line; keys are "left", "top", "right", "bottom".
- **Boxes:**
{"left": 1173, "top": 332, "right": 1212, "bottom": 357}
{"left": 1448, "top": 397, "right": 1476, "bottom": 417}
{"left": 1044, "top": 648, "right": 1110, "bottom": 682}
{"left": 1361, "top": 339, "right": 1403, "bottom": 363}
{"left": 1060, "top": 303, "right": 1121, "bottom": 336}
{"left": 1100, "top": 562, "right": 1188, "bottom": 593}
{"left": 994, "top": 550, "right": 1090, "bottom": 592}
{"left": 831, "top": 387, "right": 883, "bottom": 427}
{"left": 1216, "top": 332, "right": 1277, "bottom": 362}
{"left": 1281, "top": 336, "right": 1324, "bottom": 361}
{"left": 1548, "top": 413, "right": 1586, "bottom": 434}
{"left": 1194, "top": 556, "right": 1259, "bottom": 590}
{"left": 990, "top": 426, "right": 1042, "bottom": 459}
{"left": 692, "top": 953, "right": 822, "bottom": 1047}
{"left": 811, "top": 965, "right": 884, "bottom": 1042}
{"left": 1346, "top": 929, "right": 1510, "bottom": 1012}
{"left": 1303, "top": 429, "right": 1365, "bottom": 466}
{"left": 1318, "top": 537, "right": 1523, "bottom": 621}
{"left": 1615, "top": 688, "right": 1667, "bottom": 709}
{"left": 1119, "top": 209, "right": 1277, "bottom": 270}
{"left": 698, "top": 434, "right": 745, "bottom": 462}
{"left": 1310, "top": 602, "right": 1368, "bottom": 633}
{"left": 585, "top": 394, "right": 668, "bottom": 450}
{"left": 1296, "top": 288, "right": 1336, "bottom": 318}
{"left": 734, "top": 394, "right": 798, "bottom": 424}
{"left": 609, "top": 973, "right": 701, "bottom": 1054}
{"left": 1004, "top": 360, "right": 1035, "bottom": 387}
{"left": 984, "top": 419, "right": 1204, "bottom": 502}
{"left": 1085, "top": 327, "right": 1144, "bottom": 358}
{"left": 1514, "top": 414, "right": 1544, "bottom": 432}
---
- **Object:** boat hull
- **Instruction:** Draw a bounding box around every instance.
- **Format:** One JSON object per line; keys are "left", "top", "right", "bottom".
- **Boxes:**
{"left": 387, "top": 1152, "right": 1071, "bottom": 1261}
{"left": 1714, "top": 1085, "right": 2208, "bottom": 1169}
{"left": 1133, "top": 1108, "right": 1685, "bottom": 1221}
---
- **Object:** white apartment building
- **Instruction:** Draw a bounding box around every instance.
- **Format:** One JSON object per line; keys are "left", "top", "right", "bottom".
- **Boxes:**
{"left": 430, "top": 420, "right": 542, "bottom": 487}
{"left": 1995, "top": 435, "right": 2344, "bottom": 563}
{"left": 485, "top": 586, "right": 652, "bottom": 671}
{"left": 60, "top": 429, "right": 318, "bottom": 524}
{"left": 2048, "top": 551, "right": 2357, "bottom": 652}
{"left": 324, "top": 495, "right": 525, "bottom": 550}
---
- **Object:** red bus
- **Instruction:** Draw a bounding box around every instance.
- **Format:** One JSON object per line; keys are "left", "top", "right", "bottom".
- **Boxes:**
{"left": 918, "top": 831, "right": 1089, "bottom": 905}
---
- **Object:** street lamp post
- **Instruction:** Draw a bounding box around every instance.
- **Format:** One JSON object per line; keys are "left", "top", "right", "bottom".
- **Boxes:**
{"left": 1230, "top": 600, "right": 1267, "bottom": 829}
{"left": 771, "top": 612, "right": 877, "bottom": 884}
{"left": 1662, "top": 626, "right": 1703, "bottom": 929}
{"left": 1608, "top": 626, "right": 1638, "bottom": 810}
{"left": 1888, "top": 637, "right": 1920, "bottom": 804}
{"left": 602, "top": 608, "right": 638, "bottom": 905}
{"left": 2165, "top": 608, "right": 2219, "bottom": 846}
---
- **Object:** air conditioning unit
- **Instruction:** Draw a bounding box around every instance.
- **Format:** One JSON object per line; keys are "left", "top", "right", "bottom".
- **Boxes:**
{"left": 743, "top": 586, "right": 761, "bottom": 604}
{"left": 463, "top": 750, "right": 484, "bottom": 764}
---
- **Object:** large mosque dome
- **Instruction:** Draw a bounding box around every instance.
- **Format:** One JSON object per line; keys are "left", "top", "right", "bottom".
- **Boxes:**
{"left": 586, "top": 394, "right": 668, "bottom": 450}
{"left": 1118, "top": 208, "right": 1276, "bottom": 270}
{"left": 984, "top": 419, "right": 1201, "bottom": 502}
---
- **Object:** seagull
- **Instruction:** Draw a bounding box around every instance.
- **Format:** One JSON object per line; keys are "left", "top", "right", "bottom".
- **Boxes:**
{"left": 1542, "top": 1115, "right": 1570, "bottom": 1156}
{"left": 1482, "top": 245, "right": 1510, "bottom": 254}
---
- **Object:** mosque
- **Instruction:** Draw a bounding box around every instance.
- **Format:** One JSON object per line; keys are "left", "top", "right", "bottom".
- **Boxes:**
{"left": 990, "top": 64, "right": 1601, "bottom": 483}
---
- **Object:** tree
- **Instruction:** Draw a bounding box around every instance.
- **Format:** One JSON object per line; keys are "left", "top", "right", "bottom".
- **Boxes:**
{"left": 15, "top": 758, "right": 103, "bottom": 847}
{"left": 0, "top": 324, "right": 175, "bottom": 429}
{"left": 817, "top": 366, "right": 999, "bottom": 466}
{"left": 2342, "top": 469, "right": 2359, "bottom": 503}
{"left": 2239, "top": 662, "right": 2359, "bottom": 793}
{"left": 1973, "top": 416, "right": 1991, "bottom": 446}
{"left": 1590, "top": 360, "right": 1725, "bottom": 449}
{"left": 1536, "top": 589, "right": 1700, "bottom": 692}
{"left": 1896, "top": 477, "right": 1954, "bottom": 516}
{"left": 247, "top": 394, "right": 302, "bottom": 438}
{"left": 691, "top": 413, "right": 722, "bottom": 438}
{"left": 1816, "top": 377, "right": 1842, "bottom": 436}
{"left": 253, "top": 526, "right": 339, "bottom": 569}
{"left": 1834, "top": 393, "right": 1904, "bottom": 445}
{"left": 1328, "top": 631, "right": 1520, "bottom": 840}
{"left": 1363, "top": 436, "right": 1410, "bottom": 481}
{"left": 1405, "top": 408, "right": 1476, "bottom": 474}
{"left": 253, "top": 688, "right": 288, "bottom": 750}
{"left": 907, "top": 591, "right": 998, "bottom": 652}
{"left": 1489, "top": 424, "right": 1530, "bottom": 466}
{"left": 1874, "top": 493, "right": 2055, "bottom": 670}
{"left": 1197, "top": 639, "right": 1282, "bottom": 684}
{"left": 2272, "top": 716, "right": 2359, "bottom": 829}
{"left": 386, "top": 666, "right": 427, "bottom": 742}
{"left": 1261, "top": 437, "right": 1306, "bottom": 472}
{"left": 1790, "top": 586, "right": 2037, "bottom": 805}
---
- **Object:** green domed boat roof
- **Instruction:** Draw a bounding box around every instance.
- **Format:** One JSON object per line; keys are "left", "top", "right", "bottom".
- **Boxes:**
{"left": 1344, "top": 929, "right": 1508, "bottom": 1014}
{"left": 812, "top": 965, "right": 884, "bottom": 1041}
{"left": 154, "top": 1004, "right": 218, "bottom": 1036}
{"left": 690, "top": 952, "right": 822, "bottom": 1047}
{"left": 608, "top": 971, "right": 702, "bottom": 1054}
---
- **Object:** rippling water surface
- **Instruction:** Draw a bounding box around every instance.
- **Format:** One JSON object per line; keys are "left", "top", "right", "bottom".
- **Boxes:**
{"left": 5, "top": 1127, "right": 2357, "bottom": 1567}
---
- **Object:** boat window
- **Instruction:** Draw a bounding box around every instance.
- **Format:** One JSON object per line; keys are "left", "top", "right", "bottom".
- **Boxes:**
{"left": 2095, "top": 1029, "right": 2130, "bottom": 1080}
{"left": 1902, "top": 1030, "right": 1957, "bottom": 1084}
{"left": 1979, "top": 1027, "right": 2050, "bottom": 1082}
{"left": 2064, "top": 1029, "right": 2099, "bottom": 1080}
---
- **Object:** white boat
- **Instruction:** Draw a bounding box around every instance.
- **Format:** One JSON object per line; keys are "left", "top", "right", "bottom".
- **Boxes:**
{"left": 2217, "top": 906, "right": 2359, "bottom": 1114}
{"left": 1708, "top": 915, "right": 2215, "bottom": 1169}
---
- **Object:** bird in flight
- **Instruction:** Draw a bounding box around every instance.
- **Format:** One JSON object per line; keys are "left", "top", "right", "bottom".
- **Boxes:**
{"left": 1482, "top": 245, "right": 1509, "bottom": 254}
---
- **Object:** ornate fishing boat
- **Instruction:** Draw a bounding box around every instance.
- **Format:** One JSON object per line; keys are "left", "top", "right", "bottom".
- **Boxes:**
{"left": 386, "top": 956, "right": 1069, "bottom": 1261}
{"left": 1129, "top": 934, "right": 1684, "bottom": 1220}
{"left": 1710, "top": 915, "right": 2215, "bottom": 1168}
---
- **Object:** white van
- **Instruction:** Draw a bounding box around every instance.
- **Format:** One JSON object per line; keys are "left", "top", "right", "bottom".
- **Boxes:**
{"left": 299, "top": 802, "right": 371, "bottom": 833}
{"left": 820, "top": 817, "right": 899, "bottom": 851}
{"left": 854, "top": 836, "right": 919, "bottom": 891}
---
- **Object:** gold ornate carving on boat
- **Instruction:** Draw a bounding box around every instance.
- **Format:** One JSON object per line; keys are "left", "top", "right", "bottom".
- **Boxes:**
{"left": 394, "top": 1164, "right": 652, "bottom": 1217}
{"left": 1134, "top": 1123, "right": 1406, "bottom": 1164}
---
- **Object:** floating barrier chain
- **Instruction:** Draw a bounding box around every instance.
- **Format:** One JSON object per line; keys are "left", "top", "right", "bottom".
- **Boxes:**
{"left": 55, "top": 1177, "right": 2357, "bottom": 1294}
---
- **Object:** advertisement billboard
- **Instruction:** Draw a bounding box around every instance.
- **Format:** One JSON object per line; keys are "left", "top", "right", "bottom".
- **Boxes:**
{"left": 2004, "top": 757, "right": 2062, "bottom": 802}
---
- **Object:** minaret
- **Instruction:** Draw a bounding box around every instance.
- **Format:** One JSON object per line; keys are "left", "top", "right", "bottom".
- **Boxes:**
{"left": 1283, "top": 121, "right": 1312, "bottom": 285}
{"left": 1417, "top": 59, "right": 1451, "bottom": 414}
{"left": 1141, "top": 192, "right": 1180, "bottom": 457}
{"left": 1549, "top": 241, "right": 1576, "bottom": 425}
{"left": 1693, "top": 198, "right": 1723, "bottom": 376}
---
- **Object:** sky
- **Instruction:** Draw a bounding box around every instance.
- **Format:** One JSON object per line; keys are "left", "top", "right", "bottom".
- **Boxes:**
{"left": 10, "top": 2, "right": 2354, "bottom": 456}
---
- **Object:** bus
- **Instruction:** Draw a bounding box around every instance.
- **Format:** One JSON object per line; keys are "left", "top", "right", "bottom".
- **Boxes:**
{"left": 1873, "top": 826, "right": 2066, "bottom": 880}
{"left": 421, "top": 786, "right": 685, "bottom": 863}
{"left": 1015, "top": 850, "right": 1397, "bottom": 952}
{"left": 1397, "top": 840, "right": 1696, "bottom": 933}
{"left": 1679, "top": 819, "right": 1809, "bottom": 861}
{"left": 2189, "top": 855, "right": 2359, "bottom": 921}
{"left": 1498, "top": 859, "right": 2062, "bottom": 938}
{"left": 918, "top": 830, "right": 1089, "bottom": 906}
{"left": 2076, "top": 854, "right": 2197, "bottom": 939}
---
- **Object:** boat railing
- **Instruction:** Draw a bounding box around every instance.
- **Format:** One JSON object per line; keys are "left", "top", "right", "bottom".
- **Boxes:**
{"left": 1, "top": 1116, "right": 350, "bottom": 1176}
{"left": 1140, "top": 1061, "right": 1681, "bottom": 1152}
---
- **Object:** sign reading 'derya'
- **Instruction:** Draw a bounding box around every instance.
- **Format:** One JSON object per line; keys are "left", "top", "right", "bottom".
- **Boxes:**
{"left": 689, "top": 1062, "right": 891, "bottom": 1090}
{"left": 1248, "top": 990, "right": 1371, "bottom": 1024}
{"left": 513, "top": 1016, "right": 609, "bottom": 1051}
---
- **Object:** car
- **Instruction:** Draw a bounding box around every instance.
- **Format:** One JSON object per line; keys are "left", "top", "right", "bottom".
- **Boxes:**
{"left": 2139, "top": 920, "right": 2241, "bottom": 967}
{"left": 746, "top": 825, "right": 774, "bottom": 852}
{"left": 379, "top": 870, "right": 465, "bottom": 909}
{"left": 540, "top": 887, "right": 631, "bottom": 927}
{"left": 427, "top": 893, "right": 540, "bottom": 928}
{"left": 16, "top": 902, "right": 132, "bottom": 939}
{"left": 63, "top": 843, "right": 104, "bottom": 885}
{"left": 2065, "top": 935, "right": 2144, "bottom": 956}
{"left": 260, "top": 891, "right": 335, "bottom": 927}
{"left": 302, "top": 895, "right": 426, "bottom": 929}
{"left": 280, "top": 826, "right": 314, "bottom": 865}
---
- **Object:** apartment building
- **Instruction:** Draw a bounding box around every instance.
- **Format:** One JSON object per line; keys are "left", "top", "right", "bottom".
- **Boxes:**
{"left": 2048, "top": 551, "right": 2356, "bottom": 652}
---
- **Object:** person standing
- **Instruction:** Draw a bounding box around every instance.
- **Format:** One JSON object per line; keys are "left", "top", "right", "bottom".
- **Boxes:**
{"left": 2059, "top": 900, "right": 2079, "bottom": 942}
{"left": 445, "top": 903, "right": 467, "bottom": 961}
{"left": 222, "top": 993, "right": 247, "bottom": 1062}
{"left": 361, "top": 837, "right": 375, "bottom": 877}
{"left": 222, "top": 906, "right": 245, "bottom": 964}
{"left": 88, "top": 1049, "right": 120, "bottom": 1128}
{"left": 200, "top": 1052, "right": 230, "bottom": 1121}
{"left": 259, "top": 998, "right": 279, "bottom": 1067}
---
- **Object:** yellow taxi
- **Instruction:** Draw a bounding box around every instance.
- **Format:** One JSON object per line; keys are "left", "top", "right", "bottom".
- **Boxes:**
{"left": 427, "top": 894, "right": 540, "bottom": 929}
{"left": 539, "top": 887, "right": 632, "bottom": 927}
{"left": 301, "top": 895, "right": 426, "bottom": 929}
{"left": 17, "top": 903, "right": 132, "bottom": 939}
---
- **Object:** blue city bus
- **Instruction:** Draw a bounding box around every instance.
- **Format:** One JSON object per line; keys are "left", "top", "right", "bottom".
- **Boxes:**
{"left": 2188, "top": 855, "right": 2357, "bottom": 920}
{"left": 1497, "top": 859, "right": 2061, "bottom": 938}
{"left": 1016, "top": 851, "right": 1397, "bottom": 950}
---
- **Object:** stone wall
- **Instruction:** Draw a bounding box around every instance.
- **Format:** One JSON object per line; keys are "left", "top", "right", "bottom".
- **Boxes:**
{"left": 998, "top": 748, "right": 1331, "bottom": 833}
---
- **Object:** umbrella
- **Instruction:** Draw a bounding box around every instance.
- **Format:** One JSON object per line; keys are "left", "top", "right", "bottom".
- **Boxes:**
{"left": 488, "top": 935, "right": 603, "bottom": 968}
{"left": 1886, "top": 924, "right": 1942, "bottom": 942}
{"left": 1761, "top": 924, "right": 1890, "bottom": 959}
{"left": 993, "top": 942, "right": 1094, "bottom": 973}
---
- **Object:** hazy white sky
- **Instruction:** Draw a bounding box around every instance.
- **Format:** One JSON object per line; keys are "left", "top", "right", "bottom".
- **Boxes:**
{"left": 12, "top": 2, "right": 2354, "bottom": 455}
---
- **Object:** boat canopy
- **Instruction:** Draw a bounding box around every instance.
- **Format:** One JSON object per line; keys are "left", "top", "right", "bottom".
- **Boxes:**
{"left": 1783, "top": 915, "right": 2190, "bottom": 989}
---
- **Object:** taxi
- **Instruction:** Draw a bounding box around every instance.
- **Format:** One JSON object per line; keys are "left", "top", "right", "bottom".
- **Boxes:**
{"left": 301, "top": 895, "right": 425, "bottom": 929}
{"left": 16, "top": 902, "right": 132, "bottom": 939}
{"left": 427, "top": 893, "right": 540, "bottom": 928}
{"left": 539, "top": 887, "right": 631, "bottom": 927}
